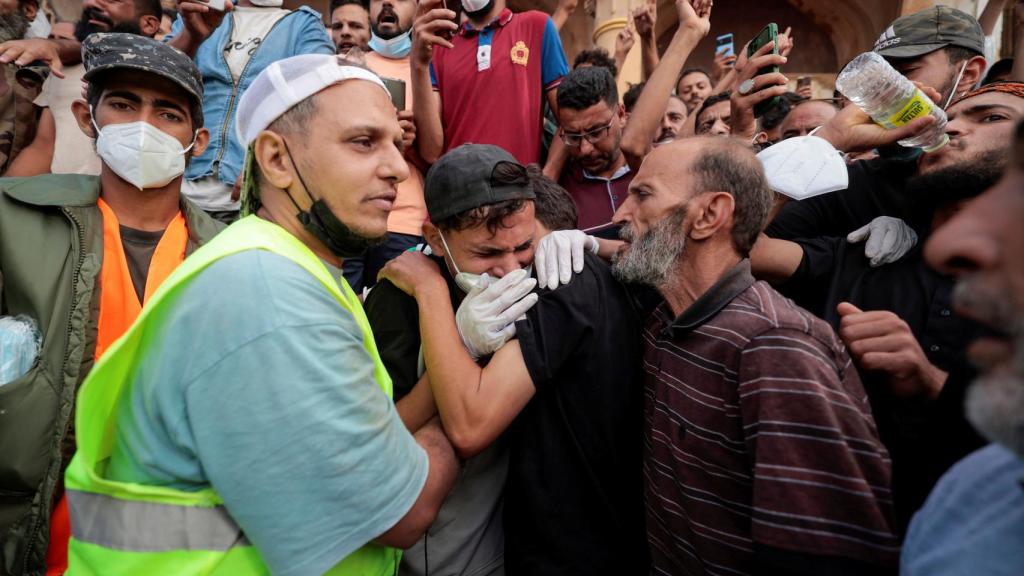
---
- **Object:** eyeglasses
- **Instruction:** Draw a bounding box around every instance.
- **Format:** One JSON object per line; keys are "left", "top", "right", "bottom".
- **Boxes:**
{"left": 560, "top": 119, "right": 614, "bottom": 147}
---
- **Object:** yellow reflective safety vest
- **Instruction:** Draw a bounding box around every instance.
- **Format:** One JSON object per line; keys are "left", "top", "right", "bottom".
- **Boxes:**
{"left": 64, "top": 216, "right": 400, "bottom": 576}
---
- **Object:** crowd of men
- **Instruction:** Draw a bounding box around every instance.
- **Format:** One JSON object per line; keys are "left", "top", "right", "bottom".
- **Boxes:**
{"left": 0, "top": 0, "right": 1022, "bottom": 574}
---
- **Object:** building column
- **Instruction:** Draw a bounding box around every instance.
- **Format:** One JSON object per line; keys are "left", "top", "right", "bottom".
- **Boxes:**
{"left": 592, "top": 0, "right": 645, "bottom": 95}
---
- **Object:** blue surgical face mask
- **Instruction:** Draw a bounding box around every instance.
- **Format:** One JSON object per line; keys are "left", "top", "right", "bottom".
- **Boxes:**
{"left": 369, "top": 29, "right": 412, "bottom": 59}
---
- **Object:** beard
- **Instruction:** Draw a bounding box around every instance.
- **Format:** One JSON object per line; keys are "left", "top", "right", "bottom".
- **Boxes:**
{"left": 906, "top": 153, "right": 1007, "bottom": 208}
{"left": 0, "top": 9, "right": 30, "bottom": 43}
{"left": 463, "top": 0, "right": 495, "bottom": 19}
{"left": 75, "top": 8, "right": 142, "bottom": 42}
{"left": 953, "top": 276, "right": 1024, "bottom": 457}
{"left": 371, "top": 6, "right": 408, "bottom": 40}
{"left": 611, "top": 204, "right": 688, "bottom": 287}
{"left": 965, "top": 330, "right": 1024, "bottom": 457}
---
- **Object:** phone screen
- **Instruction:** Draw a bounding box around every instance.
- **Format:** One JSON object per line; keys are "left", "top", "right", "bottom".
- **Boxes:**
{"left": 747, "top": 23, "right": 780, "bottom": 118}
{"left": 381, "top": 77, "right": 406, "bottom": 110}
{"left": 716, "top": 34, "right": 734, "bottom": 58}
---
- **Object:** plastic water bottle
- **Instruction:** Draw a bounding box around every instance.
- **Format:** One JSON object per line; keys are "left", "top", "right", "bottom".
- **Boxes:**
{"left": 835, "top": 51, "right": 949, "bottom": 152}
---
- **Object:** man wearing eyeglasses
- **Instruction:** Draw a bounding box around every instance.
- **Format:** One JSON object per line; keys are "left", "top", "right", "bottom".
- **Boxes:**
{"left": 555, "top": 66, "right": 633, "bottom": 238}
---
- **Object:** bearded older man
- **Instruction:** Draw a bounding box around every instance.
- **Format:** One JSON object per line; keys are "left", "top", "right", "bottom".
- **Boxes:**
{"left": 901, "top": 120, "right": 1024, "bottom": 575}
{"left": 610, "top": 136, "right": 899, "bottom": 575}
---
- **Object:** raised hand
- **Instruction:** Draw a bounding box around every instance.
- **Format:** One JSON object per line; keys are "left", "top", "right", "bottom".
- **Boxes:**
{"left": 411, "top": 0, "right": 458, "bottom": 67}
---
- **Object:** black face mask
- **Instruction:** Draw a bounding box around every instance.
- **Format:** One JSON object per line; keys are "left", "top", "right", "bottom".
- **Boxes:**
{"left": 281, "top": 139, "right": 384, "bottom": 259}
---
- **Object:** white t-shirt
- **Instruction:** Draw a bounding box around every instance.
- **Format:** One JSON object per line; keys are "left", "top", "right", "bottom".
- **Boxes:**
{"left": 182, "top": 175, "right": 238, "bottom": 213}
{"left": 34, "top": 64, "right": 102, "bottom": 175}
{"left": 224, "top": 7, "right": 289, "bottom": 82}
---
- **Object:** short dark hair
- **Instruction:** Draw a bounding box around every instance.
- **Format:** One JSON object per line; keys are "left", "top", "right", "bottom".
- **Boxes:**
{"left": 85, "top": 72, "right": 203, "bottom": 132}
{"left": 330, "top": 0, "right": 368, "bottom": 13}
{"left": 557, "top": 66, "right": 618, "bottom": 111}
{"left": 695, "top": 90, "right": 731, "bottom": 127}
{"left": 677, "top": 67, "right": 711, "bottom": 88}
{"left": 527, "top": 164, "right": 578, "bottom": 231}
{"left": 759, "top": 92, "right": 805, "bottom": 132}
{"left": 944, "top": 45, "right": 982, "bottom": 67}
{"left": 573, "top": 47, "right": 618, "bottom": 79}
{"left": 434, "top": 162, "right": 533, "bottom": 234}
{"left": 623, "top": 82, "right": 644, "bottom": 113}
{"left": 134, "top": 0, "right": 162, "bottom": 20}
{"left": 984, "top": 58, "right": 1014, "bottom": 85}
{"left": 688, "top": 139, "right": 773, "bottom": 255}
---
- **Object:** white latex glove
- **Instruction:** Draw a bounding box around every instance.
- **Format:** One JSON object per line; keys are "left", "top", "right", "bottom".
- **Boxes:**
{"left": 455, "top": 269, "right": 539, "bottom": 359}
{"left": 847, "top": 215, "right": 918, "bottom": 267}
{"left": 534, "top": 230, "right": 600, "bottom": 290}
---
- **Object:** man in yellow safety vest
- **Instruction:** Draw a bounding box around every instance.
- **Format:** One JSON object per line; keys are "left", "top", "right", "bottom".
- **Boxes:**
{"left": 64, "top": 54, "right": 459, "bottom": 576}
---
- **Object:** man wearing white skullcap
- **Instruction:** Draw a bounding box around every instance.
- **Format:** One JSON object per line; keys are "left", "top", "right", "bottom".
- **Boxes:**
{"left": 63, "top": 54, "right": 458, "bottom": 576}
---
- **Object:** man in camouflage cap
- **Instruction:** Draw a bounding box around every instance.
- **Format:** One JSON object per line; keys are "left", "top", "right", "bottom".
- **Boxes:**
{"left": 0, "top": 32, "right": 222, "bottom": 576}
{"left": 874, "top": 5, "right": 988, "bottom": 107}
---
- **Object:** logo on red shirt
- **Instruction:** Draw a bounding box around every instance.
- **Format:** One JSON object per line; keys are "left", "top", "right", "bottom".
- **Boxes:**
{"left": 511, "top": 41, "right": 529, "bottom": 66}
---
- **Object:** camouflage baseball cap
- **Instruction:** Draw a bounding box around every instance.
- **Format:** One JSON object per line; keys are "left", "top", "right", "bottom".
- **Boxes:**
{"left": 81, "top": 33, "right": 203, "bottom": 107}
{"left": 874, "top": 6, "right": 984, "bottom": 60}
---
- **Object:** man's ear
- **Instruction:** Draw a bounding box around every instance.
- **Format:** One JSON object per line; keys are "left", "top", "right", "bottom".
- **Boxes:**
{"left": 753, "top": 131, "right": 769, "bottom": 144}
{"left": 959, "top": 55, "right": 988, "bottom": 96}
{"left": 689, "top": 192, "right": 735, "bottom": 242}
{"left": 253, "top": 131, "right": 296, "bottom": 196}
{"left": 139, "top": 14, "right": 160, "bottom": 38}
{"left": 23, "top": 1, "right": 39, "bottom": 22}
{"left": 190, "top": 127, "right": 210, "bottom": 158}
{"left": 422, "top": 221, "right": 445, "bottom": 256}
{"left": 71, "top": 99, "right": 95, "bottom": 138}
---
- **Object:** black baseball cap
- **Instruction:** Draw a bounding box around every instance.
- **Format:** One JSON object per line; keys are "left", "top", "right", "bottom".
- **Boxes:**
{"left": 424, "top": 144, "right": 535, "bottom": 222}
{"left": 82, "top": 33, "right": 203, "bottom": 108}
{"left": 873, "top": 6, "right": 984, "bottom": 60}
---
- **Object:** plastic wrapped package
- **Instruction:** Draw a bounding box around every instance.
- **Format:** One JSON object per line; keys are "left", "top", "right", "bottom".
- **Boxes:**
{"left": 0, "top": 315, "right": 41, "bottom": 386}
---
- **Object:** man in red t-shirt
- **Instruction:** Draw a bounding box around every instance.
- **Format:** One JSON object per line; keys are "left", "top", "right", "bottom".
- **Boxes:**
{"left": 410, "top": 0, "right": 568, "bottom": 166}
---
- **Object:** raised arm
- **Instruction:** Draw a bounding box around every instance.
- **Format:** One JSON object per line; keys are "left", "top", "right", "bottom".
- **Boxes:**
{"left": 621, "top": 0, "right": 712, "bottom": 170}
{"left": 379, "top": 253, "right": 539, "bottom": 459}
{"left": 167, "top": 0, "right": 234, "bottom": 58}
{"left": 980, "top": 0, "right": 1011, "bottom": 35}
{"left": 411, "top": 0, "right": 455, "bottom": 164}
{"left": 632, "top": 1, "right": 660, "bottom": 80}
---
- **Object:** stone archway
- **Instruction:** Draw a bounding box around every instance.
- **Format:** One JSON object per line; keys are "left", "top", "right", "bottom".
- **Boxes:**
{"left": 651, "top": 0, "right": 903, "bottom": 74}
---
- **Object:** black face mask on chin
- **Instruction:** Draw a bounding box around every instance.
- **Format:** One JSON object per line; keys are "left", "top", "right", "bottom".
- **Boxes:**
{"left": 280, "top": 139, "right": 385, "bottom": 259}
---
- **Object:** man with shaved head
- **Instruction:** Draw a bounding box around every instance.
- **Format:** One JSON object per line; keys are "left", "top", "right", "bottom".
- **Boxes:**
{"left": 611, "top": 137, "right": 899, "bottom": 575}
{"left": 779, "top": 99, "right": 840, "bottom": 140}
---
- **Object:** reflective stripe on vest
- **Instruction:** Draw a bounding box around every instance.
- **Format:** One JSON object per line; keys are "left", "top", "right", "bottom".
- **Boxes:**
{"left": 65, "top": 216, "right": 398, "bottom": 576}
{"left": 67, "top": 490, "right": 249, "bottom": 552}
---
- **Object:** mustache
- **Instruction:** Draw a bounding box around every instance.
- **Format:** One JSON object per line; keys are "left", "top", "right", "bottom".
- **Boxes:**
{"left": 376, "top": 6, "right": 398, "bottom": 23}
{"left": 953, "top": 277, "right": 1021, "bottom": 337}
{"left": 81, "top": 7, "right": 113, "bottom": 26}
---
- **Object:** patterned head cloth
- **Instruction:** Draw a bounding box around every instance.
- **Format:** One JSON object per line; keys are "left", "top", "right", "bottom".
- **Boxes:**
{"left": 874, "top": 6, "right": 984, "bottom": 60}
{"left": 950, "top": 82, "right": 1024, "bottom": 109}
{"left": 81, "top": 32, "right": 203, "bottom": 108}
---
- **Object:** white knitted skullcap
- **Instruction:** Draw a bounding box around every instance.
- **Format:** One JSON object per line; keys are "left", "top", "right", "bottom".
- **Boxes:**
{"left": 235, "top": 54, "right": 388, "bottom": 146}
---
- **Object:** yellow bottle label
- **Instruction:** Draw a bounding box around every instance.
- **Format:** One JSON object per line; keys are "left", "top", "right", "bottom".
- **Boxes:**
{"left": 885, "top": 90, "right": 932, "bottom": 127}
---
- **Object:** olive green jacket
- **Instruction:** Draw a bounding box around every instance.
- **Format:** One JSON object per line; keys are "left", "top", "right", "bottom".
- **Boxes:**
{"left": 0, "top": 174, "right": 223, "bottom": 576}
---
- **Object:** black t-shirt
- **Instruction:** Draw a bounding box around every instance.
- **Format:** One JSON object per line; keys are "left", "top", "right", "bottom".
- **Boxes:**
{"left": 779, "top": 237, "right": 986, "bottom": 534}
{"left": 507, "top": 253, "right": 649, "bottom": 575}
{"left": 766, "top": 153, "right": 928, "bottom": 241}
{"left": 362, "top": 255, "right": 461, "bottom": 399}
{"left": 119, "top": 225, "right": 165, "bottom": 302}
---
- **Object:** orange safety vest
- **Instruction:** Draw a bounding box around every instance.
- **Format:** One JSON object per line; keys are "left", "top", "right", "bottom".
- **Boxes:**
{"left": 45, "top": 198, "right": 189, "bottom": 576}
